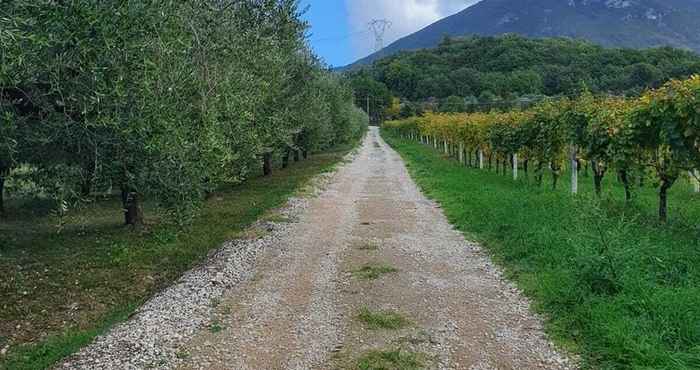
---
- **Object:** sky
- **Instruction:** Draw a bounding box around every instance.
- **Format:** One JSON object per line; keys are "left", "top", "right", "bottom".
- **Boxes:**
{"left": 301, "top": 0, "right": 481, "bottom": 68}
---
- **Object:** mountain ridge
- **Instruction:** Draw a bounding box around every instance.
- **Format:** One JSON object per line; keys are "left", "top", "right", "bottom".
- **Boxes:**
{"left": 344, "top": 0, "right": 700, "bottom": 69}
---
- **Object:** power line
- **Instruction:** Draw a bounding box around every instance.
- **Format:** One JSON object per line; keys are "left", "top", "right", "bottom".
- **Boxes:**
{"left": 368, "top": 19, "right": 392, "bottom": 52}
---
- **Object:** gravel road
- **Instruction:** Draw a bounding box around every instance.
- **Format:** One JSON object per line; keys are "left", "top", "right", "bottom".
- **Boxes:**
{"left": 58, "top": 127, "right": 574, "bottom": 369}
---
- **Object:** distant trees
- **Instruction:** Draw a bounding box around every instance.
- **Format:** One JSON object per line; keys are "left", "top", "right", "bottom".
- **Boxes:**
{"left": 348, "top": 35, "right": 700, "bottom": 103}
{"left": 439, "top": 96, "right": 467, "bottom": 113}
{"left": 0, "top": 0, "right": 368, "bottom": 225}
{"left": 348, "top": 71, "right": 392, "bottom": 124}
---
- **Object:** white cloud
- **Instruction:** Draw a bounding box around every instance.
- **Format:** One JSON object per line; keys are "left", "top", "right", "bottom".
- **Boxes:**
{"left": 345, "top": 0, "right": 482, "bottom": 57}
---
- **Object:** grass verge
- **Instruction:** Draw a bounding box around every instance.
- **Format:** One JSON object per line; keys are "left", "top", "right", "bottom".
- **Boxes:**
{"left": 357, "top": 308, "right": 409, "bottom": 330}
{"left": 352, "top": 264, "right": 398, "bottom": 280}
{"left": 383, "top": 132, "right": 700, "bottom": 369}
{"left": 0, "top": 147, "right": 352, "bottom": 370}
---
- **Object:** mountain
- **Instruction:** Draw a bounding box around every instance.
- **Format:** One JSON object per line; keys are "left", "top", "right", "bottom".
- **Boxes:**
{"left": 345, "top": 0, "right": 700, "bottom": 69}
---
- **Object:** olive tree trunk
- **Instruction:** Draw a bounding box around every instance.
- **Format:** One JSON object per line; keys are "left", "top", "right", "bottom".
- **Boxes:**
{"left": 0, "top": 173, "right": 6, "bottom": 218}
{"left": 121, "top": 187, "right": 143, "bottom": 227}
{"left": 263, "top": 152, "right": 273, "bottom": 176}
{"left": 282, "top": 150, "right": 290, "bottom": 169}
{"left": 80, "top": 164, "right": 95, "bottom": 196}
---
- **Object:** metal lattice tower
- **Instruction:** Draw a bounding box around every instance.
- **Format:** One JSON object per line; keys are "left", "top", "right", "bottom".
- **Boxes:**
{"left": 368, "top": 19, "right": 392, "bottom": 52}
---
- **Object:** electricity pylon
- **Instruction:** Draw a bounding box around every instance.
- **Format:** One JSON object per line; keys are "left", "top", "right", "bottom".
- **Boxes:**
{"left": 368, "top": 19, "right": 392, "bottom": 52}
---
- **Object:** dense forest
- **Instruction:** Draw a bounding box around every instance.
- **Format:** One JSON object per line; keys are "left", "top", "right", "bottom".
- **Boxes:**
{"left": 0, "top": 0, "right": 367, "bottom": 226}
{"left": 347, "top": 35, "right": 700, "bottom": 120}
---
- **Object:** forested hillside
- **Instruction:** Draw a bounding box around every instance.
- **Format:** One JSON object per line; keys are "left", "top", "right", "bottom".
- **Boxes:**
{"left": 347, "top": 35, "right": 700, "bottom": 120}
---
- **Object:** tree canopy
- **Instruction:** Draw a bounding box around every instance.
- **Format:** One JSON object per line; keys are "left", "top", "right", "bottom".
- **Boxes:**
{"left": 0, "top": 0, "right": 368, "bottom": 224}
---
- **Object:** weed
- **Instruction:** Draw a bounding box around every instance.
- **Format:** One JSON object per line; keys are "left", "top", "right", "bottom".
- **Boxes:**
{"left": 357, "top": 307, "right": 409, "bottom": 330}
{"left": 352, "top": 264, "right": 398, "bottom": 280}
{"left": 208, "top": 322, "right": 224, "bottom": 333}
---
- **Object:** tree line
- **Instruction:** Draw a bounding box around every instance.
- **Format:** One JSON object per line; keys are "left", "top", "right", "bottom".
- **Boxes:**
{"left": 0, "top": 0, "right": 368, "bottom": 226}
{"left": 347, "top": 34, "right": 700, "bottom": 122}
{"left": 383, "top": 76, "right": 700, "bottom": 222}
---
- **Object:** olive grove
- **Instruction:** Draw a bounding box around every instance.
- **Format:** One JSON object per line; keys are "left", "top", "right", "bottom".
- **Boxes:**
{"left": 0, "top": 0, "right": 367, "bottom": 225}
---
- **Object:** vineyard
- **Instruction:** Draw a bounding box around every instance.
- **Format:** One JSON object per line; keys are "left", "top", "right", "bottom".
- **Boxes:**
{"left": 383, "top": 76, "right": 700, "bottom": 222}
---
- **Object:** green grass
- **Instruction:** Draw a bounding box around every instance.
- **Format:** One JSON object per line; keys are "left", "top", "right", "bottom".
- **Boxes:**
{"left": 352, "top": 264, "right": 398, "bottom": 280}
{"left": 356, "top": 349, "right": 425, "bottom": 370}
{"left": 383, "top": 132, "right": 700, "bottom": 370}
{"left": 208, "top": 322, "right": 224, "bottom": 334}
{"left": 357, "top": 308, "right": 410, "bottom": 330}
{"left": 0, "top": 147, "right": 352, "bottom": 370}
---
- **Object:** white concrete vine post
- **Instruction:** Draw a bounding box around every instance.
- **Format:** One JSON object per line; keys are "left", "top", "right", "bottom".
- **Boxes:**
{"left": 571, "top": 147, "right": 578, "bottom": 195}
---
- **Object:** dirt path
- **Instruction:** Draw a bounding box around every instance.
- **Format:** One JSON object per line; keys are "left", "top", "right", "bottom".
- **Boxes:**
{"left": 176, "top": 127, "right": 573, "bottom": 370}
{"left": 60, "top": 127, "right": 573, "bottom": 369}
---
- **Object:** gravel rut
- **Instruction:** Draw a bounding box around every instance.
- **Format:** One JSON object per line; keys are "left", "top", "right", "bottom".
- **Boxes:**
{"left": 59, "top": 127, "right": 574, "bottom": 369}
